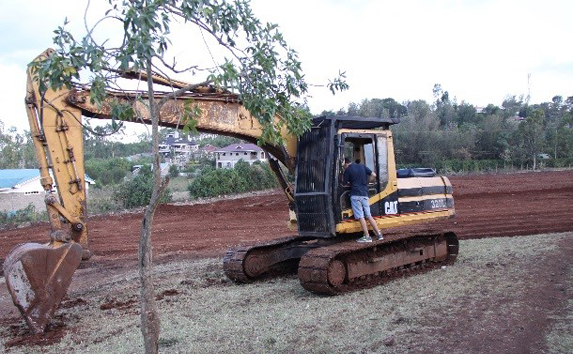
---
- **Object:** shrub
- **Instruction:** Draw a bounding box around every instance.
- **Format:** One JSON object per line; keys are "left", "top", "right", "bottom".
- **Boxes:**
{"left": 168, "top": 164, "right": 179, "bottom": 178}
{"left": 188, "top": 161, "right": 278, "bottom": 199}
{"left": 113, "top": 165, "right": 172, "bottom": 209}
{"left": 85, "top": 157, "right": 133, "bottom": 186}
{"left": 0, "top": 204, "right": 47, "bottom": 227}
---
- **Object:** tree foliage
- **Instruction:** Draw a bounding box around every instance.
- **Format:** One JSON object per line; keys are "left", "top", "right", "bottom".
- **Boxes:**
{"left": 31, "top": 0, "right": 346, "bottom": 145}
{"left": 113, "top": 165, "right": 172, "bottom": 208}
{"left": 85, "top": 157, "right": 133, "bottom": 185}
{"left": 84, "top": 123, "right": 151, "bottom": 160}
{"left": 188, "top": 160, "right": 277, "bottom": 198}
{"left": 0, "top": 122, "right": 36, "bottom": 169}
{"left": 339, "top": 87, "right": 573, "bottom": 171}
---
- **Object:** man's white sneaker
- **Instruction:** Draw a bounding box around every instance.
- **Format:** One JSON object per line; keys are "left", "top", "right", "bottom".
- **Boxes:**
{"left": 356, "top": 235, "right": 373, "bottom": 243}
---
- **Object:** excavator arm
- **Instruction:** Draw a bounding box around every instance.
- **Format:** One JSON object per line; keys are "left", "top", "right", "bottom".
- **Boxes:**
{"left": 4, "top": 49, "right": 298, "bottom": 333}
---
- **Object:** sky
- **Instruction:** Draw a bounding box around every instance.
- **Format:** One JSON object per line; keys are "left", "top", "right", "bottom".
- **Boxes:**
{"left": 1, "top": 0, "right": 572, "bottom": 135}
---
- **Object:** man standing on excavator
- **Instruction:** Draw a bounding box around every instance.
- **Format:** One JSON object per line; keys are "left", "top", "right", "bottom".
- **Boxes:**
{"left": 343, "top": 157, "right": 384, "bottom": 243}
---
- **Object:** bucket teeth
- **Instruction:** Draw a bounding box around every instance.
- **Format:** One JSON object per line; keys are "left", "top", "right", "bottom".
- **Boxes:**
{"left": 3, "top": 242, "right": 83, "bottom": 334}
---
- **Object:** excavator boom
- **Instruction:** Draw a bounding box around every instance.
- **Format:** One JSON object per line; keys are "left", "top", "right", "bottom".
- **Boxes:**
{"left": 4, "top": 49, "right": 298, "bottom": 333}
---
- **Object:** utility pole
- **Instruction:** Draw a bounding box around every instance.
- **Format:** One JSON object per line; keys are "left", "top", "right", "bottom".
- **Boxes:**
{"left": 526, "top": 73, "right": 531, "bottom": 104}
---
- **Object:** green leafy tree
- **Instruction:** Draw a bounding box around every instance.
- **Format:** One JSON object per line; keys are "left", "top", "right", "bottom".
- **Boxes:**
{"left": 516, "top": 109, "right": 545, "bottom": 170}
{"left": 32, "top": 1, "right": 346, "bottom": 351}
{"left": 85, "top": 157, "right": 133, "bottom": 185}
{"left": 353, "top": 98, "right": 407, "bottom": 118}
{"left": 501, "top": 95, "right": 524, "bottom": 118}
{"left": 84, "top": 123, "right": 152, "bottom": 160}
{"left": 168, "top": 164, "right": 179, "bottom": 178}
{"left": 0, "top": 121, "right": 36, "bottom": 169}
{"left": 455, "top": 102, "right": 478, "bottom": 126}
{"left": 198, "top": 135, "right": 242, "bottom": 148}
{"left": 475, "top": 114, "right": 516, "bottom": 160}
{"left": 113, "top": 165, "right": 173, "bottom": 208}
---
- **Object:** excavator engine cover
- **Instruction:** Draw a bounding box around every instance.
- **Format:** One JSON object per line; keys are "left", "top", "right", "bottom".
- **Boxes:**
{"left": 3, "top": 242, "right": 83, "bottom": 333}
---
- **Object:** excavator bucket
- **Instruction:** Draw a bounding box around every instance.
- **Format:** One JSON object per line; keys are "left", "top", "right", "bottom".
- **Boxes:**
{"left": 3, "top": 242, "right": 83, "bottom": 334}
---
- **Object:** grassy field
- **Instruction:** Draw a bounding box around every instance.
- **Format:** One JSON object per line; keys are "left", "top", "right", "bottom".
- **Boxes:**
{"left": 1, "top": 233, "right": 572, "bottom": 354}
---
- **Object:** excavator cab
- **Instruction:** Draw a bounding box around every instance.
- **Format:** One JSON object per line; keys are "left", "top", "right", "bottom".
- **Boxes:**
{"left": 292, "top": 116, "right": 399, "bottom": 238}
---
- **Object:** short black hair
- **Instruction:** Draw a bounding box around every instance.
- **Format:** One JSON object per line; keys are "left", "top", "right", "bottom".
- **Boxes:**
{"left": 344, "top": 157, "right": 350, "bottom": 164}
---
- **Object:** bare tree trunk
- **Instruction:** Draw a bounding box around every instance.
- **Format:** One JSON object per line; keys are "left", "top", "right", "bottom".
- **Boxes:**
{"left": 138, "top": 59, "right": 168, "bottom": 354}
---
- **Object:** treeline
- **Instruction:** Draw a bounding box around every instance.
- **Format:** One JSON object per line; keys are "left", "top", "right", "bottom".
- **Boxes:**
{"left": 325, "top": 86, "right": 573, "bottom": 172}
{"left": 3, "top": 87, "right": 572, "bottom": 181}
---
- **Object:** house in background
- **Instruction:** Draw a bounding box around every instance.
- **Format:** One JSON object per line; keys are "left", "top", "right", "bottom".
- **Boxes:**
{"left": 215, "top": 143, "right": 267, "bottom": 169}
{"left": 0, "top": 169, "right": 95, "bottom": 212}
{"left": 199, "top": 144, "right": 217, "bottom": 160}
{"left": 159, "top": 131, "right": 199, "bottom": 168}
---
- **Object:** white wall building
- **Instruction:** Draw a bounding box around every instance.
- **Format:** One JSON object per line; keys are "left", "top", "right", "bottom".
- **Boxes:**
{"left": 215, "top": 143, "right": 267, "bottom": 169}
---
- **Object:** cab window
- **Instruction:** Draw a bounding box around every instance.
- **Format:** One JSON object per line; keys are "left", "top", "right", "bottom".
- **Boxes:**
{"left": 342, "top": 137, "right": 375, "bottom": 180}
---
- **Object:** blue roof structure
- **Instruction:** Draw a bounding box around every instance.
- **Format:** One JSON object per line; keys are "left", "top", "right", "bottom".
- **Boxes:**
{"left": 0, "top": 169, "right": 39, "bottom": 189}
{"left": 0, "top": 169, "right": 95, "bottom": 190}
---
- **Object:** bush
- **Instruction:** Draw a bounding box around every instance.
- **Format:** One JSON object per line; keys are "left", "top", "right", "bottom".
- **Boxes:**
{"left": 0, "top": 204, "right": 47, "bottom": 227}
{"left": 113, "top": 165, "right": 172, "bottom": 209}
{"left": 183, "top": 158, "right": 215, "bottom": 176}
{"left": 85, "top": 157, "right": 133, "bottom": 186}
{"left": 188, "top": 160, "right": 278, "bottom": 198}
{"left": 87, "top": 188, "right": 123, "bottom": 214}
{"left": 544, "top": 157, "right": 573, "bottom": 168}
{"left": 168, "top": 164, "right": 179, "bottom": 178}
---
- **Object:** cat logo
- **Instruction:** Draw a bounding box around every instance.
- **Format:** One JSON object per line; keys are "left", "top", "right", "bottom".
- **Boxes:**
{"left": 385, "top": 201, "right": 398, "bottom": 215}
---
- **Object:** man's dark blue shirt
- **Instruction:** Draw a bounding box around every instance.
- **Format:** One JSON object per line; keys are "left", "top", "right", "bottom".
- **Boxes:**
{"left": 343, "top": 163, "right": 372, "bottom": 197}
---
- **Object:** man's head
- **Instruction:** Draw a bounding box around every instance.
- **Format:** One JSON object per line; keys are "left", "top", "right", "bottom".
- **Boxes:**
{"left": 343, "top": 157, "right": 351, "bottom": 167}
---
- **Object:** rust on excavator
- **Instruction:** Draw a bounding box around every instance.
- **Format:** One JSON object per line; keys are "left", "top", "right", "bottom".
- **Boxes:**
{"left": 3, "top": 242, "right": 82, "bottom": 334}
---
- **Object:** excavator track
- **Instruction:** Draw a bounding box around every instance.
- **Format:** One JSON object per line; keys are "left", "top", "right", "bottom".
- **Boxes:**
{"left": 223, "top": 235, "right": 341, "bottom": 283}
{"left": 298, "top": 232, "right": 458, "bottom": 295}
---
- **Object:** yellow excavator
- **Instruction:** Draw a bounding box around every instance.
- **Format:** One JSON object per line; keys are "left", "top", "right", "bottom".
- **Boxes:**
{"left": 3, "top": 49, "right": 458, "bottom": 333}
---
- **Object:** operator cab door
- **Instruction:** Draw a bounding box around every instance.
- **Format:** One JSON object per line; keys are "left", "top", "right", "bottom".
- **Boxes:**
{"left": 336, "top": 132, "right": 389, "bottom": 221}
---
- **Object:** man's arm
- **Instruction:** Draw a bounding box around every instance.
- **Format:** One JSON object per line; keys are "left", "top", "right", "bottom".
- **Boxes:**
{"left": 366, "top": 166, "right": 376, "bottom": 183}
{"left": 343, "top": 169, "right": 350, "bottom": 186}
{"left": 368, "top": 172, "right": 377, "bottom": 183}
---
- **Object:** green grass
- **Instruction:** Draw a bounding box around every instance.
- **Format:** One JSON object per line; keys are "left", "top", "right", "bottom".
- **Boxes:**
{"left": 168, "top": 176, "right": 190, "bottom": 193}
{"left": 167, "top": 176, "right": 190, "bottom": 202}
{"left": 1, "top": 233, "right": 571, "bottom": 353}
{"left": 87, "top": 188, "right": 123, "bottom": 214}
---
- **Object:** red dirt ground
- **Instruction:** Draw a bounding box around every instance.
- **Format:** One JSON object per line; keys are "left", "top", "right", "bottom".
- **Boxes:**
{"left": 1, "top": 170, "right": 572, "bottom": 263}
{"left": 1, "top": 170, "right": 572, "bottom": 352}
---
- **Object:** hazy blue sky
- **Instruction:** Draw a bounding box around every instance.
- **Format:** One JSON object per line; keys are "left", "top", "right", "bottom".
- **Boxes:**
{"left": 1, "top": 0, "right": 572, "bottom": 133}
